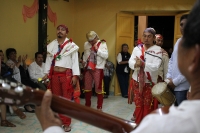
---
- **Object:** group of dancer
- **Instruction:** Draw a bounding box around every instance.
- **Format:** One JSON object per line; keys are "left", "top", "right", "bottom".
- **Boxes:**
{"left": 44, "top": 26, "right": 108, "bottom": 131}
{"left": 34, "top": 0, "right": 200, "bottom": 132}
{"left": 0, "top": 6, "right": 192, "bottom": 132}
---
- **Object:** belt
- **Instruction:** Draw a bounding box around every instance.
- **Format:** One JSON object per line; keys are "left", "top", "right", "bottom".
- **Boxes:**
{"left": 53, "top": 69, "right": 72, "bottom": 76}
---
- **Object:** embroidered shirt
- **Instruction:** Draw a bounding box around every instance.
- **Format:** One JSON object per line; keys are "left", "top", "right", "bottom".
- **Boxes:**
{"left": 129, "top": 45, "right": 162, "bottom": 83}
{"left": 83, "top": 40, "right": 108, "bottom": 69}
{"left": 44, "top": 38, "right": 80, "bottom": 76}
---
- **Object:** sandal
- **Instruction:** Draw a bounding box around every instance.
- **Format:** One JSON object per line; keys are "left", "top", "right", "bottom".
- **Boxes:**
{"left": 1, "top": 120, "right": 16, "bottom": 127}
{"left": 24, "top": 105, "right": 35, "bottom": 113}
{"left": 62, "top": 125, "right": 71, "bottom": 132}
{"left": 14, "top": 109, "right": 26, "bottom": 119}
{"left": 131, "top": 116, "right": 136, "bottom": 121}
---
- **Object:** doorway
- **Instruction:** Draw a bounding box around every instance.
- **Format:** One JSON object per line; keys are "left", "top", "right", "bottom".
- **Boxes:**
{"left": 148, "top": 16, "right": 175, "bottom": 57}
{"left": 115, "top": 13, "right": 184, "bottom": 96}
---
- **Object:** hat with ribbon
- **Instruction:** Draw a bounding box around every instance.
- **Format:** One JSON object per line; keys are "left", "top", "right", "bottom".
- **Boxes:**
{"left": 86, "top": 31, "right": 99, "bottom": 41}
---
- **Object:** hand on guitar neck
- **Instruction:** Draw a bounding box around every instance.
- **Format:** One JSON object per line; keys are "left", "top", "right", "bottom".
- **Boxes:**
{"left": 35, "top": 90, "right": 62, "bottom": 131}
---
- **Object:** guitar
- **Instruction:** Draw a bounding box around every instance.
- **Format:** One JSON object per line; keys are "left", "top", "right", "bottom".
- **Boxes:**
{"left": 0, "top": 78, "right": 136, "bottom": 133}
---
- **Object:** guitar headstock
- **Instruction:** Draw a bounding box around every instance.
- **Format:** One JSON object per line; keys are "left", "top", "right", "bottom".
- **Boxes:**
{"left": 0, "top": 78, "right": 41, "bottom": 106}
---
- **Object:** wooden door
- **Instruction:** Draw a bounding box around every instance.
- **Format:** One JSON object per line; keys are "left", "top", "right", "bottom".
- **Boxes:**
{"left": 115, "top": 13, "right": 134, "bottom": 96}
{"left": 173, "top": 12, "right": 189, "bottom": 45}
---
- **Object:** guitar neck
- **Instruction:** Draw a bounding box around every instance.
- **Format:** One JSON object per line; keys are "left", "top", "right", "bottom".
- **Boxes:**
{"left": 32, "top": 90, "right": 136, "bottom": 133}
{"left": 0, "top": 79, "right": 170, "bottom": 133}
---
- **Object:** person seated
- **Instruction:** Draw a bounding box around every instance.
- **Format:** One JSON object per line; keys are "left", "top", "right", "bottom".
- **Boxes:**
{"left": 6, "top": 48, "right": 38, "bottom": 113}
{"left": 35, "top": 1, "right": 200, "bottom": 132}
{"left": 5, "top": 48, "right": 40, "bottom": 87}
{"left": 103, "top": 59, "right": 114, "bottom": 98}
{"left": 28, "top": 52, "right": 47, "bottom": 91}
{"left": 0, "top": 50, "right": 26, "bottom": 121}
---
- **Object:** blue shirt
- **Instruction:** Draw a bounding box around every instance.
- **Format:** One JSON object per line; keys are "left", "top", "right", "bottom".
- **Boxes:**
{"left": 166, "top": 38, "right": 190, "bottom": 91}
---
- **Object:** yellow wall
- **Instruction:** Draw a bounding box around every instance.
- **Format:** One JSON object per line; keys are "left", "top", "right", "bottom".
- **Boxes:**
{"left": 47, "top": 0, "right": 75, "bottom": 43}
{"left": 73, "top": 0, "right": 195, "bottom": 61}
{"left": 0, "top": 0, "right": 74, "bottom": 62}
{"left": 0, "top": 0, "right": 195, "bottom": 93}
{"left": 0, "top": 0, "right": 38, "bottom": 62}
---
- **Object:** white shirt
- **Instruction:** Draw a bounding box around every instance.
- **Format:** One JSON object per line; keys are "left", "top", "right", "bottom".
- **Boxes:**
{"left": 129, "top": 45, "right": 162, "bottom": 83}
{"left": 116, "top": 53, "right": 122, "bottom": 63}
{"left": 132, "top": 100, "right": 200, "bottom": 133}
{"left": 43, "top": 126, "right": 64, "bottom": 133}
{"left": 166, "top": 38, "right": 190, "bottom": 91}
{"left": 82, "top": 40, "right": 108, "bottom": 69}
{"left": 158, "top": 48, "right": 169, "bottom": 80}
{"left": 28, "top": 61, "right": 45, "bottom": 81}
{"left": 44, "top": 38, "right": 80, "bottom": 76}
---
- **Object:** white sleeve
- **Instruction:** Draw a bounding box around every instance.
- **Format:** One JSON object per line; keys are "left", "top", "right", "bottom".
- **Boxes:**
{"left": 117, "top": 53, "right": 122, "bottom": 63}
{"left": 28, "top": 63, "right": 36, "bottom": 80}
{"left": 129, "top": 48, "right": 137, "bottom": 70}
{"left": 83, "top": 42, "right": 89, "bottom": 62}
{"left": 163, "top": 55, "right": 169, "bottom": 80}
{"left": 71, "top": 51, "right": 80, "bottom": 76}
{"left": 44, "top": 54, "right": 53, "bottom": 74}
{"left": 43, "top": 126, "right": 64, "bottom": 133}
{"left": 97, "top": 42, "right": 108, "bottom": 59}
{"left": 144, "top": 51, "right": 162, "bottom": 72}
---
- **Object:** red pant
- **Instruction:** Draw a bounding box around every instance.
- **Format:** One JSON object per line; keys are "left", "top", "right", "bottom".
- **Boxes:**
{"left": 51, "top": 70, "right": 78, "bottom": 126}
{"left": 133, "top": 80, "right": 154, "bottom": 124}
{"left": 84, "top": 69, "right": 104, "bottom": 109}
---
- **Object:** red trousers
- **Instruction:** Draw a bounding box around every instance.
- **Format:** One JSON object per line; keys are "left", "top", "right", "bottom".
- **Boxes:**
{"left": 51, "top": 70, "right": 80, "bottom": 126}
{"left": 84, "top": 69, "right": 104, "bottom": 109}
{"left": 132, "top": 80, "right": 154, "bottom": 124}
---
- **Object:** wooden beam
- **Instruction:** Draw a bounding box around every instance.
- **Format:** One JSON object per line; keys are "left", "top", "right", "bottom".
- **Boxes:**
{"left": 38, "top": 0, "right": 48, "bottom": 53}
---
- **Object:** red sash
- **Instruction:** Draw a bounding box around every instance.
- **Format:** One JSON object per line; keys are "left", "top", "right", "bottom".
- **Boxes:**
{"left": 138, "top": 45, "right": 145, "bottom": 93}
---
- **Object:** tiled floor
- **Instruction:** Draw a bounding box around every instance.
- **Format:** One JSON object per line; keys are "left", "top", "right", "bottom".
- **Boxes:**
{"left": 0, "top": 95, "right": 136, "bottom": 133}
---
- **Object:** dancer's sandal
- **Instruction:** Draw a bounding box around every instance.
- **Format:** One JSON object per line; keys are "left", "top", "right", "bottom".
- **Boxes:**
{"left": 24, "top": 105, "right": 35, "bottom": 113}
{"left": 62, "top": 125, "right": 71, "bottom": 132}
{"left": 131, "top": 116, "right": 136, "bottom": 121}
{"left": 14, "top": 108, "right": 26, "bottom": 119}
{"left": 1, "top": 120, "right": 16, "bottom": 127}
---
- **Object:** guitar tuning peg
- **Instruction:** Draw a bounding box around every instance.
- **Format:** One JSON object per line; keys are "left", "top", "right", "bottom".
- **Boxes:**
{"left": 10, "top": 82, "right": 17, "bottom": 87}
{"left": 14, "top": 86, "right": 23, "bottom": 94}
{"left": 2, "top": 82, "right": 11, "bottom": 90}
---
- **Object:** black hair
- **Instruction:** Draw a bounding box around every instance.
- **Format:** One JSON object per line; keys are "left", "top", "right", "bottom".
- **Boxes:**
{"left": 121, "top": 43, "right": 129, "bottom": 52}
{"left": 0, "top": 50, "right": 2, "bottom": 53}
{"left": 6, "top": 48, "right": 16, "bottom": 59}
{"left": 182, "top": 0, "right": 200, "bottom": 48}
{"left": 180, "top": 14, "right": 188, "bottom": 22}
{"left": 35, "top": 52, "right": 43, "bottom": 59}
